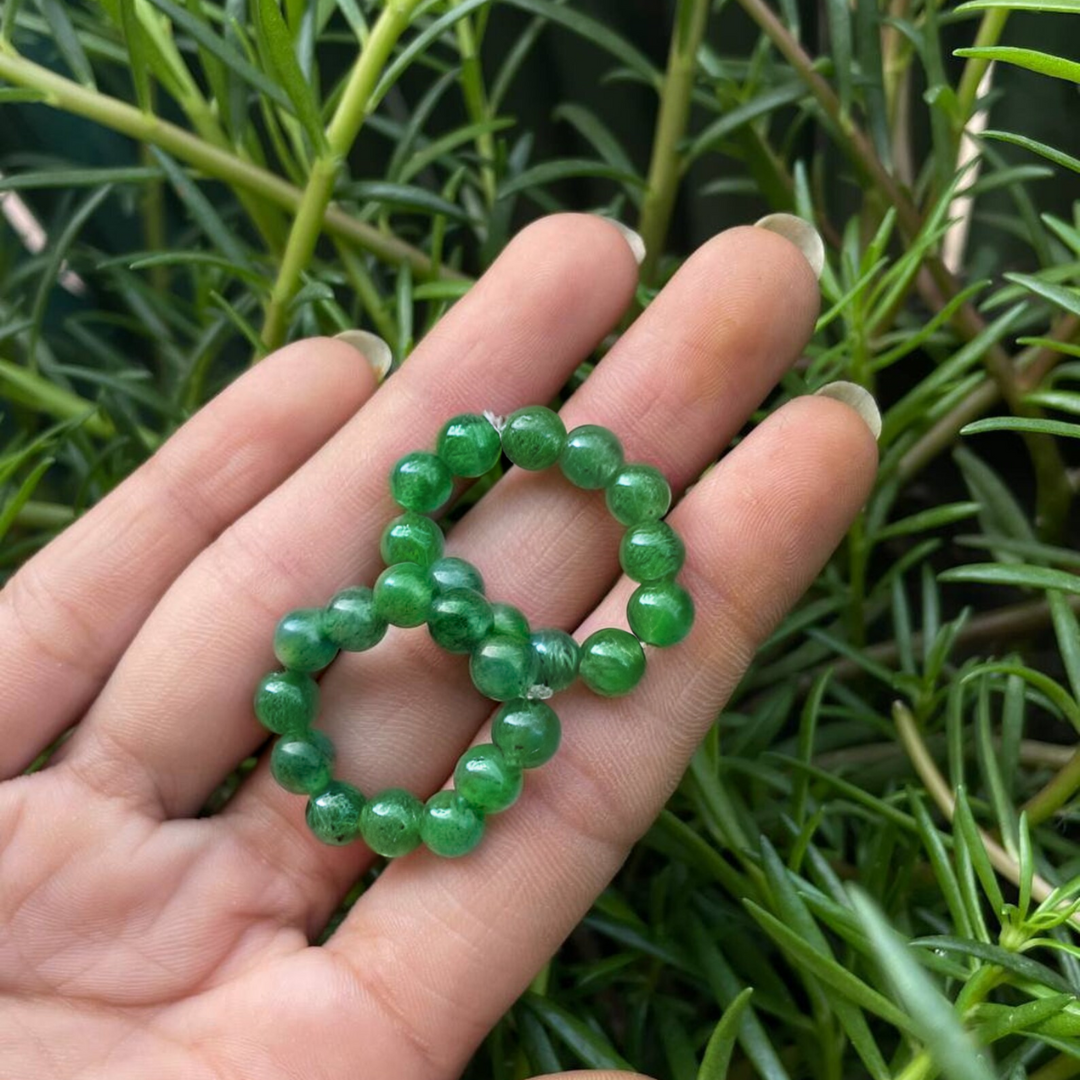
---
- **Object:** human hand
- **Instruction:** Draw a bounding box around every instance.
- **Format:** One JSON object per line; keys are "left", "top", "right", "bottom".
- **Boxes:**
{"left": 0, "top": 214, "right": 877, "bottom": 1080}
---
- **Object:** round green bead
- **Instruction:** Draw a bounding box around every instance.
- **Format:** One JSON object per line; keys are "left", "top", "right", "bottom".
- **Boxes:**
{"left": 454, "top": 743, "right": 522, "bottom": 813}
{"left": 431, "top": 556, "right": 485, "bottom": 594}
{"left": 605, "top": 464, "right": 672, "bottom": 526}
{"left": 560, "top": 424, "right": 624, "bottom": 489}
{"left": 437, "top": 413, "right": 502, "bottom": 477}
{"left": 491, "top": 602, "right": 530, "bottom": 641}
{"left": 579, "top": 628, "right": 646, "bottom": 697}
{"left": 470, "top": 634, "right": 538, "bottom": 701}
{"left": 530, "top": 627, "right": 580, "bottom": 693}
{"left": 390, "top": 451, "right": 453, "bottom": 513}
{"left": 619, "top": 520, "right": 686, "bottom": 583}
{"left": 271, "top": 733, "right": 334, "bottom": 795}
{"left": 323, "top": 586, "right": 388, "bottom": 652}
{"left": 502, "top": 406, "right": 566, "bottom": 470}
{"left": 493, "top": 699, "right": 561, "bottom": 768}
{"left": 428, "top": 588, "right": 494, "bottom": 654}
{"left": 254, "top": 669, "right": 319, "bottom": 734}
{"left": 421, "top": 790, "right": 485, "bottom": 857}
{"left": 273, "top": 608, "right": 338, "bottom": 673}
{"left": 373, "top": 563, "right": 434, "bottom": 627}
{"left": 306, "top": 780, "right": 365, "bottom": 846}
{"left": 380, "top": 512, "right": 444, "bottom": 568}
{"left": 309, "top": 728, "right": 337, "bottom": 765}
{"left": 360, "top": 787, "right": 423, "bottom": 858}
{"left": 627, "top": 581, "right": 695, "bottom": 646}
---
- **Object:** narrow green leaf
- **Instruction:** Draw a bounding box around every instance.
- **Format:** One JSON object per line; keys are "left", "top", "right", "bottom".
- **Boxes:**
{"left": 1050, "top": 590, "right": 1080, "bottom": 704}
{"left": 253, "top": 0, "right": 328, "bottom": 149}
{"left": 957, "top": 0, "right": 1080, "bottom": 10}
{"left": 984, "top": 131, "right": 1080, "bottom": 176}
{"left": 687, "top": 83, "right": 808, "bottom": 165}
{"left": 974, "top": 996, "right": 1077, "bottom": 1043}
{"left": 698, "top": 988, "right": 754, "bottom": 1080}
{"left": 0, "top": 359, "right": 112, "bottom": 438}
{"left": 33, "top": 0, "right": 95, "bottom": 86}
{"left": 145, "top": 0, "right": 292, "bottom": 108}
{"left": 118, "top": 0, "right": 153, "bottom": 111}
{"left": 522, "top": 993, "right": 634, "bottom": 1071}
{"left": 909, "top": 792, "right": 974, "bottom": 940}
{"left": 876, "top": 502, "right": 983, "bottom": 541}
{"left": 151, "top": 149, "right": 252, "bottom": 269}
{"left": 498, "top": 158, "right": 645, "bottom": 199}
{"left": 852, "top": 894, "right": 996, "bottom": 1080}
{"left": 855, "top": 0, "right": 890, "bottom": 167}
{"left": 744, "top": 901, "right": 915, "bottom": 1032}
{"left": 1005, "top": 272, "right": 1080, "bottom": 318}
{"left": 0, "top": 167, "right": 162, "bottom": 190}
{"left": 941, "top": 562, "right": 1080, "bottom": 596}
{"left": 913, "top": 937, "right": 1076, "bottom": 995}
{"left": 1018, "top": 812, "right": 1034, "bottom": 922}
{"left": 825, "top": 0, "right": 853, "bottom": 114}
{"left": 344, "top": 181, "right": 473, "bottom": 222}
{"left": 956, "top": 45, "right": 1080, "bottom": 84}
{"left": 553, "top": 104, "right": 637, "bottom": 178}
{"left": 0, "top": 456, "right": 53, "bottom": 544}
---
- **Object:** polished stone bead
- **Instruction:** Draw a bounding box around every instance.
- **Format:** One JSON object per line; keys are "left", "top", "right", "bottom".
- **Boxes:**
{"left": 271, "top": 733, "right": 334, "bottom": 795}
{"left": 428, "top": 587, "right": 493, "bottom": 654}
{"left": 390, "top": 450, "right": 453, "bottom": 513}
{"left": 306, "top": 780, "right": 365, "bottom": 845}
{"left": 431, "top": 555, "right": 485, "bottom": 594}
{"left": 309, "top": 728, "right": 337, "bottom": 765}
{"left": 560, "top": 424, "right": 624, "bottom": 489}
{"left": 579, "top": 628, "right": 646, "bottom": 696}
{"left": 421, "top": 790, "right": 485, "bottom": 857}
{"left": 437, "top": 413, "right": 502, "bottom": 477}
{"left": 323, "top": 586, "right": 388, "bottom": 652}
{"left": 374, "top": 563, "right": 434, "bottom": 627}
{"left": 492, "top": 699, "right": 561, "bottom": 768}
{"left": 380, "top": 512, "right": 444, "bottom": 568}
{"left": 454, "top": 743, "right": 522, "bottom": 813}
{"left": 605, "top": 464, "right": 672, "bottom": 526}
{"left": 491, "top": 602, "right": 530, "bottom": 641}
{"left": 502, "top": 406, "right": 566, "bottom": 470}
{"left": 470, "top": 634, "right": 538, "bottom": 701}
{"left": 627, "top": 581, "right": 695, "bottom": 646}
{"left": 273, "top": 608, "right": 338, "bottom": 673}
{"left": 619, "top": 521, "right": 686, "bottom": 583}
{"left": 530, "top": 627, "right": 580, "bottom": 692}
{"left": 360, "top": 787, "right": 423, "bottom": 858}
{"left": 254, "top": 669, "right": 319, "bottom": 734}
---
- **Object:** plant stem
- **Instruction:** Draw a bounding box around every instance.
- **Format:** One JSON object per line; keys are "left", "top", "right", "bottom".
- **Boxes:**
{"left": 453, "top": 2, "right": 497, "bottom": 207}
{"left": 261, "top": 0, "right": 426, "bottom": 350}
{"left": 637, "top": 0, "right": 711, "bottom": 284}
{"left": 955, "top": 8, "right": 1011, "bottom": 131}
{"left": 0, "top": 45, "right": 462, "bottom": 283}
{"left": 1021, "top": 746, "right": 1080, "bottom": 826}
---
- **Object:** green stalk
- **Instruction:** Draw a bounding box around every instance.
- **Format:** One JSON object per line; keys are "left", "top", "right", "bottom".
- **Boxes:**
{"left": 0, "top": 45, "right": 461, "bottom": 282}
{"left": 637, "top": 0, "right": 711, "bottom": 284}
{"left": 261, "top": 0, "right": 425, "bottom": 350}
{"left": 454, "top": 2, "right": 497, "bottom": 206}
{"left": 1021, "top": 746, "right": 1080, "bottom": 826}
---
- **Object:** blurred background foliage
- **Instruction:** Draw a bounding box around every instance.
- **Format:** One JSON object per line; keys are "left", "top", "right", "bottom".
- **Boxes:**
{"left": 2, "top": 0, "right": 1080, "bottom": 1077}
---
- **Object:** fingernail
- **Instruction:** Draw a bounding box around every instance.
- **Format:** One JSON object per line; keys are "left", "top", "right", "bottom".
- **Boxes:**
{"left": 333, "top": 329, "right": 393, "bottom": 383}
{"left": 754, "top": 213, "right": 825, "bottom": 280}
{"left": 597, "top": 217, "right": 646, "bottom": 266}
{"left": 814, "top": 381, "right": 882, "bottom": 440}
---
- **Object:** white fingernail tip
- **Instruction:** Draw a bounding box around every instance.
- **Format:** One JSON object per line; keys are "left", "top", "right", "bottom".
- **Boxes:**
{"left": 754, "top": 213, "right": 825, "bottom": 280}
{"left": 601, "top": 218, "right": 646, "bottom": 266}
{"left": 814, "top": 381, "right": 882, "bottom": 440}
{"left": 333, "top": 329, "right": 393, "bottom": 382}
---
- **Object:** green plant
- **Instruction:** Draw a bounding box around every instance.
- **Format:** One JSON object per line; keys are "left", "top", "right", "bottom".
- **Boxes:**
{"left": 2, "top": 0, "right": 1080, "bottom": 1077}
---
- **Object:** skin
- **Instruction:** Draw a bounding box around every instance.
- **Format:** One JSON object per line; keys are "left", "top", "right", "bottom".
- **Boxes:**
{"left": 0, "top": 215, "right": 877, "bottom": 1080}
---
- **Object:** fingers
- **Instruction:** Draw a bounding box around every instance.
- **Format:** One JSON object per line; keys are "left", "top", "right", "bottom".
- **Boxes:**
{"left": 325, "top": 394, "right": 878, "bottom": 1071}
{"left": 0, "top": 338, "right": 378, "bottom": 778}
{"left": 223, "top": 223, "right": 822, "bottom": 925}
{"left": 60, "top": 214, "right": 641, "bottom": 815}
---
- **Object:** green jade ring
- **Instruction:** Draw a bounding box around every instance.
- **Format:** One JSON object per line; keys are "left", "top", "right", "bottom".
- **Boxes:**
{"left": 254, "top": 407, "right": 694, "bottom": 859}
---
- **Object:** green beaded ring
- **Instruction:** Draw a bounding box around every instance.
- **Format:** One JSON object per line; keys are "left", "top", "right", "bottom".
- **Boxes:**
{"left": 255, "top": 408, "right": 694, "bottom": 859}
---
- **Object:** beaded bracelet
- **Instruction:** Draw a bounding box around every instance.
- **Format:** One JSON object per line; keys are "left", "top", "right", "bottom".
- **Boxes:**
{"left": 254, "top": 407, "right": 694, "bottom": 859}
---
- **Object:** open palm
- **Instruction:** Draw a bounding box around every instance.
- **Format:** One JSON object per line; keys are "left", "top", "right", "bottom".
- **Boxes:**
{"left": 0, "top": 215, "right": 876, "bottom": 1080}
